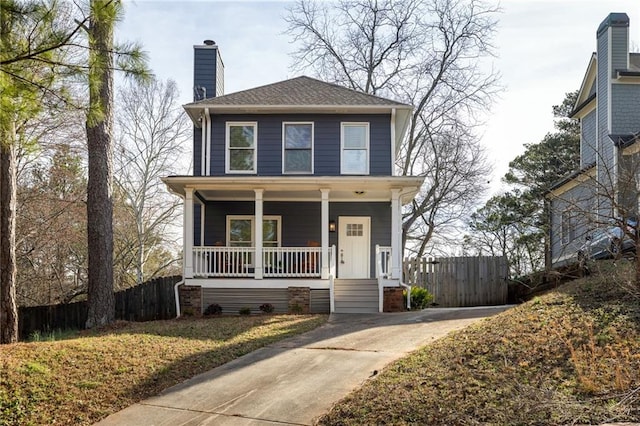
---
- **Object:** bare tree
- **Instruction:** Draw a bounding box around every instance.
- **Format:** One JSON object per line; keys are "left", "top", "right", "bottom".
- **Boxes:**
{"left": 286, "top": 0, "right": 500, "bottom": 256}
{"left": 114, "top": 78, "right": 189, "bottom": 286}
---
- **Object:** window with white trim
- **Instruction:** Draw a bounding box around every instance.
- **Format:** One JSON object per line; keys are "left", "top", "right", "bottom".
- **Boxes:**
{"left": 341, "top": 122, "right": 369, "bottom": 175}
{"left": 227, "top": 216, "right": 281, "bottom": 247}
{"left": 283, "top": 122, "right": 313, "bottom": 173}
{"left": 226, "top": 122, "right": 257, "bottom": 173}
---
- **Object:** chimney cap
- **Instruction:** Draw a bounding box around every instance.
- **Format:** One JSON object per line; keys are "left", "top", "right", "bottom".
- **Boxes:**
{"left": 203, "top": 39, "right": 216, "bottom": 46}
{"left": 597, "top": 13, "right": 629, "bottom": 37}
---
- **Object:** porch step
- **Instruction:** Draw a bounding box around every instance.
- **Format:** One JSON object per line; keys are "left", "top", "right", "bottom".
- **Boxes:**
{"left": 333, "top": 279, "right": 378, "bottom": 313}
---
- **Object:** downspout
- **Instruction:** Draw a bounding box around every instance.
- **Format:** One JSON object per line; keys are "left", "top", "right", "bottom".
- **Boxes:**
{"left": 205, "top": 107, "right": 211, "bottom": 176}
{"left": 174, "top": 279, "right": 184, "bottom": 318}
{"left": 399, "top": 281, "right": 411, "bottom": 310}
{"left": 200, "top": 111, "right": 206, "bottom": 176}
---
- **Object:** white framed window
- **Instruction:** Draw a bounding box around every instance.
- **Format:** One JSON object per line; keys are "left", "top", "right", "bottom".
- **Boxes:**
{"left": 226, "top": 122, "right": 257, "bottom": 173}
{"left": 227, "top": 215, "right": 281, "bottom": 247}
{"left": 283, "top": 122, "right": 313, "bottom": 174}
{"left": 341, "top": 122, "right": 369, "bottom": 175}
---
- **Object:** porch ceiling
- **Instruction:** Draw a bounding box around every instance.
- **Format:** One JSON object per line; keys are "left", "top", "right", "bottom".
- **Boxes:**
{"left": 162, "top": 175, "right": 424, "bottom": 204}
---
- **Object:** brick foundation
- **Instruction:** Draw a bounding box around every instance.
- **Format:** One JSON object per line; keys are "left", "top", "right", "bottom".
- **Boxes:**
{"left": 383, "top": 287, "right": 405, "bottom": 312}
{"left": 288, "top": 287, "right": 310, "bottom": 314}
{"left": 179, "top": 284, "right": 202, "bottom": 316}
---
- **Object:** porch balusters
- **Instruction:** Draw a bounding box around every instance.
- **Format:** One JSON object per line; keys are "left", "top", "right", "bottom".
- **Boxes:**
{"left": 192, "top": 246, "right": 331, "bottom": 278}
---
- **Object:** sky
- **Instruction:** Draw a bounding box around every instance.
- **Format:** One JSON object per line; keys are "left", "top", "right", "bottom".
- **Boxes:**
{"left": 118, "top": 0, "right": 640, "bottom": 196}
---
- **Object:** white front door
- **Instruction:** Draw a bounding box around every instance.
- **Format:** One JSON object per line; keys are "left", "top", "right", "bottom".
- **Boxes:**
{"left": 338, "top": 216, "right": 370, "bottom": 278}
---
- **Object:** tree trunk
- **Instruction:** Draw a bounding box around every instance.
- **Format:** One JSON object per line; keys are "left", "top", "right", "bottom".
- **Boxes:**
{"left": 85, "top": 0, "right": 115, "bottom": 328}
{"left": 0, "top": 129, "right": 19, "bottom": 343}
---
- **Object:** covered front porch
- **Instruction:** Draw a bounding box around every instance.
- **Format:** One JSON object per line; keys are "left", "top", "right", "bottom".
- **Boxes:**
{"left": 163, "top": 176, "right": 422, "bottom": 313}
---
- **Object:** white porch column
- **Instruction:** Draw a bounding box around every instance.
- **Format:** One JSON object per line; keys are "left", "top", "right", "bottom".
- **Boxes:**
{"left": 391, "top": 189, "right": 402, "bottom": 279}
{"left": 184, "top": 188, "right": 194, "bottom": 278}
{"left": 321, "top": 188, "right": 330, "bottom": 279}
{"left": 254, "top": 189, "right": 264, "bottom": 279}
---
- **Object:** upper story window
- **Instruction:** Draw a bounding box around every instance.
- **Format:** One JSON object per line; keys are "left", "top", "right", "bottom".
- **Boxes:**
{"left": 341, "top": 122, "right": 369, "bottom": 175}
{"left": 226, "top": 122, "right": 257, "bottom": 173}
{"left": 283, "top": 122, "right": 313, "bottom": 174}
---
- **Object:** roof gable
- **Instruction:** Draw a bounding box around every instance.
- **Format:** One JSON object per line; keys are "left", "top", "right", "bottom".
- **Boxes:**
{"left": 571, "top": 53, "right": 597, "bottom": 118}
{"left": 186, "top": 76, "right": 410, "bottom": 108}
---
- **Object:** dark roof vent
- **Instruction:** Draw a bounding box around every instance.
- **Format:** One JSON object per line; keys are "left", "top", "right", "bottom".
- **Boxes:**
{"left": 203, "top": 40, "right": 216, "bottom": 46}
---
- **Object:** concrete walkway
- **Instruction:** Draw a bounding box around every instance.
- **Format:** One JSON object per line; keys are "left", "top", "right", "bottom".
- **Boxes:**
{"left": 96, "top": 306, "right": 510, "bottom": 426}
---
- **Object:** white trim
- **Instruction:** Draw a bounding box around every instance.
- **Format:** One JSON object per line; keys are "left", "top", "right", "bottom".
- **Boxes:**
{"left": 340, "top": 122, "right": 370, "bottom": 175}
{"left": 200, "top": 113, "right": 206, "bottom": 176}
{"left": 184, "top": 189, "right": 194, "bottom": 278}
{"left": 254, "top": 189, "right": 264, "bottom": 279}
{"left": 282, "top": 121, "right": 314, "bottom": 174}
{"left": 390, "top": 108, "right": 396, "bottom": 176}
{"left": 199, "top": 199, "right": 205, "bottom": 246}
{"left": 225, "top": 121, "right": 258, "bottom": 174}
{"left": 205, "top": 108, "right": 211, "bottom": 176}
{"left": 390, "top": 189, "right": 401, "bottom": 279}
{"left": 321, "top": 188, "right": 330, "bottom": 279}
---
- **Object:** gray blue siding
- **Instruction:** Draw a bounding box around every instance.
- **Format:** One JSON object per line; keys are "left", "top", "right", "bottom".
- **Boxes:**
{"left": 208, "top": 113, "right": 392, "bottom": 176}
{"left": 597, "top": 28, "right": 613, "bottom": 217}
{"left": 611, "top": 84, "right": 640, "bottom": 134}
{"left": 550, "top": 182, "right": 594, "bottom": 266}
{"left": 193, "top": 46, "right": 222, "bottom": 100}
{"left": 610, "top": 26, "right": 629, "bottom": 78}
{"left": 581, "top": 110, "right": 597, "bottom": 168}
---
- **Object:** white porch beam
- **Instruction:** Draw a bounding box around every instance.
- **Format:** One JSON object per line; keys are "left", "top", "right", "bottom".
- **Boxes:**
{"left": 254, "top": 189, "right": 264, "bottom": 279}
{"left": 321, "top": 188, "right": 330, "bottom": 279}
{"left": 391, "top": 188, "right": 402, "bottom": 279}
{"left": 184, "top": 188, "right": 194, "bottom": 278}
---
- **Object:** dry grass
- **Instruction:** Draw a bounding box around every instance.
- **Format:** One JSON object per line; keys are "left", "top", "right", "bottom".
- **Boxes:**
{"left": 0, "top": 314, "right": 327, "bottom": 425}
{"left": 318, "top": 260, "right": 640, "bottom": 425}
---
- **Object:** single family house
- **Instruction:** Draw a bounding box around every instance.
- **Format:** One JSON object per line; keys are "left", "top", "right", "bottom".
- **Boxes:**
{"left": 547, "top": 13, "right": 640, "bottom": 267}
{"left": 163, "top": 41, "right": 425, "bottom": 314}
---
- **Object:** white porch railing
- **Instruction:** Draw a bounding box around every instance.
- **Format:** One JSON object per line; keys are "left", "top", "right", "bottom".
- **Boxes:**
{"left": 376, "top": 245, "right": 392, "bottom": 278}
{"left": 193, "top": 246, "right": 255, "bottom": 277}
{"left": 192, "top": 246, "right": 332, "bottom": 278}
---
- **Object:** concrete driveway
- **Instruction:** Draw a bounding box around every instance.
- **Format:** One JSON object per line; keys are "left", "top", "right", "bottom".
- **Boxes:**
{"left": 96, "top": 306, "right": 510, "bottom": 426}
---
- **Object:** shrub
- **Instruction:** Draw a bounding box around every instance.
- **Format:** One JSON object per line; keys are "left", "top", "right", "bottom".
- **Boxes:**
{"left": 181, "top": 307, "right": 196, "bottom": 317}
{"left": 204, "top": 303, "right": 222, "bottom": 316}
{"left": 239, "top": 306, "right": 251, "bottom": 315}
{"left": 259, "top": 303, "right": 274, "bottom": 313}
{"left": 403, "top": 287, "right": 434, "bottom": 310}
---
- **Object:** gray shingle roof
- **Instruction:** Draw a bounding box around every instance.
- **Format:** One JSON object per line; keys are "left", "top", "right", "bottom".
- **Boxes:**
{"left": 186, "top": 76, "right": 410, "bottom": 108}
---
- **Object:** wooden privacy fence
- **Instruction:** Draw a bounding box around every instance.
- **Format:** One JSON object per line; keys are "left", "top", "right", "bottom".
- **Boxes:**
{"left": 403, "top": 256, "right": 508, "bottom": 307}
{"left": 18, "top": 275, "right": 181, "bottom": 339}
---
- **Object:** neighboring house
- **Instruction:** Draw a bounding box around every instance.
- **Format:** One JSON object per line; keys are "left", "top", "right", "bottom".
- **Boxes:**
{"left": 547, "top": 13, "right": 640, "bottom": 268}
{"left": 163, "top": 41, "right": 424, "bottom": 314}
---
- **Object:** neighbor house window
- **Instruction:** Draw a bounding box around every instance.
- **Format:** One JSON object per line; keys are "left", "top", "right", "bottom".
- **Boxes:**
{"left": 283, "top": 122, "right": 313, "bottom": 173}
{"left": 341, "top": 122, "right": 369, "bottom": 175}
{"left": 561, "top": 210, "right": 576, "bottom": 244}
{"left": 227, "top": 216, "right": 281, "bottom": 247}
{"left": 226, "top": 122, "right": 257, "bottom": 173}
